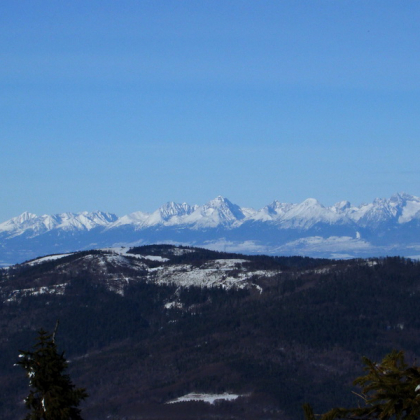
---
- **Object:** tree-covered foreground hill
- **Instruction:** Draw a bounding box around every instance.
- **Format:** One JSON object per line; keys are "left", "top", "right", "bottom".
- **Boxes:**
{"left": 1, "top": 245, "right": 420, "bottom": 420}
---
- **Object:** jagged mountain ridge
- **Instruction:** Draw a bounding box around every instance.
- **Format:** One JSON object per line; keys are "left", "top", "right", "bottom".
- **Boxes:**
{"left": 0, "top": 210, "right": 118, "bottom": 238}
{"left": 2, "top": 193, "right": 420, "bottom": 265}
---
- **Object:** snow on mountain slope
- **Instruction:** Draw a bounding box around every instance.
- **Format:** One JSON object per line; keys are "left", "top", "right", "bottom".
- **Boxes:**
{"left": 158, "top": 201, "right": 198, "bottom": 221}
{"left": 26, "top": 253, "right": 72, "bottom": 266}
{"left": 143, "top": 202, "right": 198, "bottom": 227}
{"left": 251, "top": 201, "right": 294, "bottom": 222}
{"left": 278, "top": 198, "right": 350, "bottom": 229}
{"left": 182, "top": 196, "right": 246, "bottom": 228}
{"left": 343, "top": 193, "right": 420, "bottom": 226}
{"left": 399, "top": 199, "right": 420, "bottom": 223}
{"left": 2, "top": 247, "right": 274, "bottom": 301}
{"left": 0, "top": 212, "right": 38, "bottom": 235}
{"left": 107, "top": 211, "right": 150, "bottom": 229}
{"left": 392, "top": 193, "right": 420, "bottom": 223}
{"left": 0, "top": 211, "right": 118, "bottom": 239}
{"left": 331, "top": 201, "right": 352, "bottom": 212}
{"left": 345, "top": 198, "right": 398, "bottom": 227}
{"left": 167, "top": 393, "right": 241, "bottom": 405}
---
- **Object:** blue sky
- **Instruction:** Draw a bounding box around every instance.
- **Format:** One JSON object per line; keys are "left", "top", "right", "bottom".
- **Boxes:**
{"left": 2, "top": 1, "right": 420, "bottom": 221}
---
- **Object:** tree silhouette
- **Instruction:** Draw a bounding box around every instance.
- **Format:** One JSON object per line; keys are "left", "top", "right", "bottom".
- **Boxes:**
{"left": 17, "top": 326, "right": 88, "bottom": 420}
{"left": 304, "top": 350, "right": 420, "bottom": 420}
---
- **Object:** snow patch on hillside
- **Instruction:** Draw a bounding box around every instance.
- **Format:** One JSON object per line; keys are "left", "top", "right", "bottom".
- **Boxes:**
{"left": 5, "top": 284, "right": 67, "bottom": 303}
{"left": 26, "top": 254, "right": 71, "bottom": 265}
{"left": 149, "top": 258, "right": 275, "bottom": 290}
{"left": 167, "top": 392, "right": 241, "bottom": 405}
{"left": 100, "top": 247, "right": 170, "bottom": 262}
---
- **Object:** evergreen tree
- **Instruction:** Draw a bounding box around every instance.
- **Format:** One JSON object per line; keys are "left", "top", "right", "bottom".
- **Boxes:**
{"left": 17, "top": 326, "right": 88, "bottom": 420}
{"left": 304, "top": 350, "right": 420, "bottom": 420}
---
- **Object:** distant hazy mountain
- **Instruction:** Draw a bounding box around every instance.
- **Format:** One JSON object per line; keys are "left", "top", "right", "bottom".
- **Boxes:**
{"left": 2, "top": 193, "right": 420, "bottom": 265}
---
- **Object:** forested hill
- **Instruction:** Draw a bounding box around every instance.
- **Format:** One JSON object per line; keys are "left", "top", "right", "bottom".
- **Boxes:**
{"left": 1, "top": 245, "right": 420, "bottom": 420}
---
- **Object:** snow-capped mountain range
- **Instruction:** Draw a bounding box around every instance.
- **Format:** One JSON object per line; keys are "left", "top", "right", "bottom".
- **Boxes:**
{"left": 2, "top": 193, "right": 420, "bottom": 265}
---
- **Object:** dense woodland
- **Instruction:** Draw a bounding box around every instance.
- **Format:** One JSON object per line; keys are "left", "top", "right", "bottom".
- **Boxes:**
{"left": 1, "top": 246, "right": 420, "bottom": 420}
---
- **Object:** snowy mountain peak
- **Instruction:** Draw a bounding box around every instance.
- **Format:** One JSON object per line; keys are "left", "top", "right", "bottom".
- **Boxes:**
{"left": 332, "top": 201, "right": 351, "bottom": 212}
{"left": 17, "top": 211, "right": 38, "bottom": 222}
{"left": 389, "top": 192, "right": 418, "bottom": 207}
{"left": 141, "top": 202, "right": 198, "bottom": 226}
{"left": 391, "top": 192, "right": 413, "bottom": 200}
{"left": 108, "top": 211, "right": 149, "bottom": 229}
{"left": 10, "top": 212, "right": 38, "bottom": 225}
{"left": 74, "top": 211, "right": 118, "bottom": 226}
{"left": 202, "top": 196, "right": 245, "bottom": 222}
{"left": 257, "top": 201, "right": 294, "bottom": 220}
{"left": 301, "top": 198, "right": 323, "bottom": 207}
{"left": 158, "top": 202, "right": 196, "bottom": 221}
{"left": 277, "top": 197, "right": 346, "bottom": 229}
{"left": 264, "top": 201, "right": 282, "bottom": 216}
{"left": 206, "top": 196, "right": 230, "bottom": 207}
{"left": 0, "top": 212, "right": 37, "bottom": 233}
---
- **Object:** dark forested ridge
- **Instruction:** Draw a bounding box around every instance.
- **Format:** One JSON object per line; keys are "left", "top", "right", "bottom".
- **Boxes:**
{"left": 1, "top": 246, "right": 420, "bottom": 420}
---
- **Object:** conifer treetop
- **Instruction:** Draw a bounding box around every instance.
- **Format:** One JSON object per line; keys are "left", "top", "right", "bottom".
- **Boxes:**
{"left": 17, "top": 327, "right": 88, "bottom": 420}
{"left": 304, "top": 350, "right": 420, "bottom": 420}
